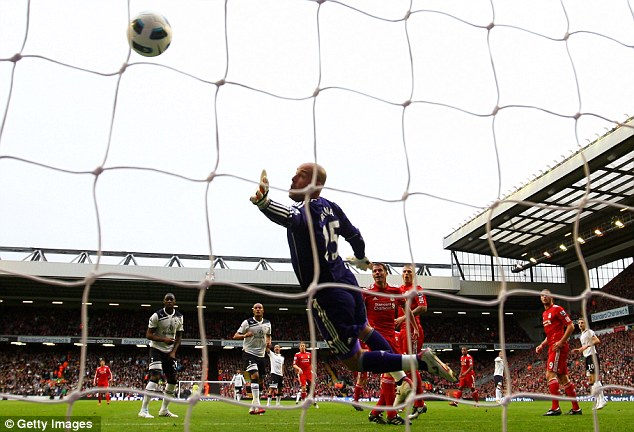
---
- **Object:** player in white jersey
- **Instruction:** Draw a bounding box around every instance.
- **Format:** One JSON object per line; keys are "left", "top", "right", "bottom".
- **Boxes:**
{"left": 233, "top": 303, "right": 272, "bottom": 415}
{"left": 493, "top": 352, "right": 505, "bottom": 403}
{"left": 267, "top": 344, "right": 285, "bottom": 406}
{"left": 573, "top": 318, "right": 607, "bottom": 410}
{"left": 231, "top": 370, "right": 247, "bottom": 401}
{"left": 138, "top": 293, "right": 184, "bottom": 419}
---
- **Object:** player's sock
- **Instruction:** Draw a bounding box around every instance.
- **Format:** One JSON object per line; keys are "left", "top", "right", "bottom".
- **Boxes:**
{"left": 160, "top": 383, "right": 176, "bottom": 412}
{"left": 301, "top": 391, "right": 307, "bottom": 401}
{"left": 456, "top": 390, "right": 463, "bottom": 400}
{"left": 354, "top": 384, "right": 363, "bottom": 401}
{"left": 106, "top": 392, "right": 110, "bottom": 403}
{"left": 381, "top": 376, "right": 396, "bottom": 418}
{"left": 496, "top": 387, "right": 502, "bottom": 401}
{"left": 472, "top": 390, "right": 479, "bottom": 403}
{"left": 596, "top": 381, "right": 606, "bottom": 403}
{"left": 360, "top": 351, "right": 404, "bottom": 373}
{"left": 371, "top": 390, "right": 385, "bottom": 418}
{"left": 98, "top": 393, "right": 102, "bottom": 403}
{"left": 362, "top": 328, "right": 393, "bottom": 353}
{"left": 548, "top": 378, "right": 560, "bottom": 410}
{"left": 296, "top": 392, "right": 301, "bottom": 403}
{"left": 276, "top": 396, "right": 281, "bottom": 405}
{"left": 389, "top": 370, "right": 406, "bottom": 382}
{"left": 563, "top": 382, "right": 580, "bottom": 410}
{"left": 251, "top": 383, "right": 260, "bottom": 406}
{"left": 141, "top": 381, "right": 158, "bottom": 412}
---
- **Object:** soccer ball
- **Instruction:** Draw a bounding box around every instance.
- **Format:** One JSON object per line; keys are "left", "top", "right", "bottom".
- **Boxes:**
{"left": 127, "top": 11, "right": 172, "bottom": 57}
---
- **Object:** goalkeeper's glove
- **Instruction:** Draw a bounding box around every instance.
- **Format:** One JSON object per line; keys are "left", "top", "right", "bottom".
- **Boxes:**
{"left": 250, "top": 169, "right": 270, "bottom": 209}
{"left": 347, "top": 256, "right": 372, "bottom": 271}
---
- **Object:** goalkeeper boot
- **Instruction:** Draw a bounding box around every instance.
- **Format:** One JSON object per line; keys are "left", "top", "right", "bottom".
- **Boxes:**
{"left": 417, "top": 348, "right": 457, "bottom": 382}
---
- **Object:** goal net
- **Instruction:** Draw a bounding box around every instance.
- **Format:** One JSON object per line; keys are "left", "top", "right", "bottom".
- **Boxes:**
{"left": 177, "top": 381, "right": 232, "bottom": 400}
{"left": 0, "top": 1, "right": 633, "bottom": 431}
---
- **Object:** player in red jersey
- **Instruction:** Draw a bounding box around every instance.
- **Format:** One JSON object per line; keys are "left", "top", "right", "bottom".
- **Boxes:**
{"left": 293, "top": 341, "right": 318, "bottom": 407}
{"left": 364, "top": 262, "right": 413, "bottom": 425}
{"left": 449, "top": 346, "right": 479, "bottom": 407}
{"left": 396, "top": 263, "right": 428, "bottom": 419}
{"left": 93, "top": 358, "right": 113, "bottom": 406}
{"left": 536, "top": 289, "right": 581, "bottom": 416}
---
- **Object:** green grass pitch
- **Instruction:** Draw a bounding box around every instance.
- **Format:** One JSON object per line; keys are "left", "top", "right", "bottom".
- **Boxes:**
{"left": 0, "top": 399, "right": 630, "bottom": 432}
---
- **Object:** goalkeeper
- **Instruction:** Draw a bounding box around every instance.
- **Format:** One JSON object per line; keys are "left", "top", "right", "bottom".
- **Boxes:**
{"left": 250, "top": 163, "right": 456, "bottom": 384}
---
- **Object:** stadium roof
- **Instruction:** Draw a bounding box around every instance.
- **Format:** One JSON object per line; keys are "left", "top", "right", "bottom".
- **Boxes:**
{"left": 443, "top": 118, "right": 634, "bottom": 271}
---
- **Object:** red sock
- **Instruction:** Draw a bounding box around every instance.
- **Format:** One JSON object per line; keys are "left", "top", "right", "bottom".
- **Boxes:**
{"left": 301, "top": 391, "right": 307, "bottom": 401}
{"left": 105, "top": 392, "right": 110, "bottom": 403}
{"left": 455, "top": 390, "right": 463, "bottom": 400}
{"left": 548, "top": 378, "right": 560, "bottom": 410}
{"left": 371, "top": 392, "right": 385, "bottom": 417}
{"left": 98, "top": 393, "right": 102, "bottom": 403}
{"left": 563, "top": 382, "right": 580, "bottom": 410}
{"left": 472, "top": 390, "right": 479, "bottom": 403}
{"left": 354, "top": 384, "right": 363, "bottom": 402}
{"left": 382, "top": 379, "right": 396, "bottom": 418}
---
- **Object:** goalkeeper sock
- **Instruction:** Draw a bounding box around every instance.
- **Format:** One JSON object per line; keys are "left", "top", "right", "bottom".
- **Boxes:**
{"left": 360, "top": 351, "right": 404, "bottom": 373}
{"left": 362, "top": 328, "right": 393, "bottom": 352}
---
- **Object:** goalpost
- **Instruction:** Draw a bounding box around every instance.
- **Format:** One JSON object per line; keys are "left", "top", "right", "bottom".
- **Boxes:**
{"left": 177, "top": 381, "right": 233, "bottom": 400}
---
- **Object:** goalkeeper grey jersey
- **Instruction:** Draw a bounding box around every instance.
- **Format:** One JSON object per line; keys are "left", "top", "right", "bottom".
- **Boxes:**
{"left": 237, "top": 316, "right": 271, "bottom": 357}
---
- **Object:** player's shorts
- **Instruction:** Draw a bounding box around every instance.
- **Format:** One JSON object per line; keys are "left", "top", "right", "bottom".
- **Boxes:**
{"left": 546, "top": 344, "right": 569, "bottom": 375}
{"left": 148, "top": 347, "right": 177, "bottom": 377}
{"left": 234, "top": 386, "right": 243, "bottom": 393}
{"left": 585, "top": 354, "right": 601, "bottom": 376}
{"left": 298, "top": 372, "right": 313, "bottom": 387}
{"left": 494, "top": 375, "right": 503, "bottom": 387}
{"left": 311, "top": 288, "right": 367, "bottom": 360}
{"left": 242, "top": 351, "right": 267, "bottom": 378}
{"left": 398, "top": 325, "right": 424, "bottom": 355}
{"left": 458, "top": 374, "right": 476, "bottom": 389}
{"left": 269, "top": 373, "right": 283, "bottom": 389}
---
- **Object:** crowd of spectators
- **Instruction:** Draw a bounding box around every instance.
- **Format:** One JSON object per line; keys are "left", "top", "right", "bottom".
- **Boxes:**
{"left": 588, "top": 263, "right": 633, "bottom": 314}
{"left": 1, "top": 325, "right": 630, "bottom": 400}
{"left": 0, "top": 308, "right": 531, "bottom": 344}
{"left": 1, "top": 262, "right": 631, "bottom": 400}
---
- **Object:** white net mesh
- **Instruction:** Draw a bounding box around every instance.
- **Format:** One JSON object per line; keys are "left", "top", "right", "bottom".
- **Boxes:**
{"left": 0, "top": 0, "right": 633, "bottom": 431}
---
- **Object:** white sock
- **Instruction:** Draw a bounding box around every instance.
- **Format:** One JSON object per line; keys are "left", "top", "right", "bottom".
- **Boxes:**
{"left": 296, "top": 392, "right": 301, "bottom": 402}
{"left": 251, "top": 383, "right": 260, "bottom": 406}
{"left": 276, "top": 396, "right": 281, "bottom": 405}
{"left": 141, "top": 381, "right": 158, "bottom": 411}
{"left": 389, "top": 370, "right": 406, "bottom": 382}
{"left": 161, "top": 383, "right": 176, "bottom": 412}
{"left": 496, "top": 387, "right": 502, "bottom": 400}
{"left": 267, "top": 397, "right": 271, "bottom": 406}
